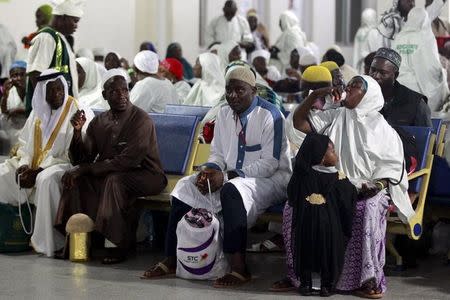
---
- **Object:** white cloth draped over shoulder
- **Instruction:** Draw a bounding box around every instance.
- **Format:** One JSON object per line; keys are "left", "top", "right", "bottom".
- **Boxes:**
{"left": 76, "top": 57, "right": 109, "bottom": 110}
{"left": 274, "top": 11, "right": 307, "bottom": 71}
{"left": 130, "top": 76, "right": 180, "bottom": 113}
{"left": 183, "top": 53, "right": 225, "bottom": 107}
{"left": 305, "top": 75, "right": 414, "bottom": 222}
{"left": 393, "top": 7, "right": 449, "bottom": 112}
{"left": 353, "top": 8, "right": 378, "bottom": 73}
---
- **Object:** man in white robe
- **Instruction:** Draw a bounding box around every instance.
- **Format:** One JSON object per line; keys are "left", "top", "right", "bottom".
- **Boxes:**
{"left": 0, "top": 69, "right": 93, "bottom": 257}
{"left": 142, "top": 63, "right": 291, "bottom": 287}
{"left": 353, "top": 9, "right": 378, "bottom": 73}
{"left": 26, "top": 0, "right": 84, "bottom": 114}
{"left": 76, "top": 57, "right": 109, "bottom": 110}
{"left": 130, "top": 50, "right": 179, "bottom": 113}
{"left": 205, "top": 0, "right": 254, "bottom": 50}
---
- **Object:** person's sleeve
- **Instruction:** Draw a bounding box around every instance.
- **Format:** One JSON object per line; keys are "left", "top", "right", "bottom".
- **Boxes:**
{"left": 415, "top": 98, "right": 433, "bottom": 127}
{"left": 89, "top": 115, "right": 155, "bottom": 174}
{"left": 238, "top": 113, "right": 284, "bottom": 178}
{"left": 204, "top": 109, "right": 227, "bottom": 171}
{"left": 240, "top": 16, "right": 254, "bottom": 43}
{"left": 204, "top": 18, "right": 217, "bottom": 47}
{"left": 69, "top": 118, "right": 98, "bottom": 165}
{"left": 16, "top": 114, "right": 34, "bottom": 166}
{"left": 26, "top": 33, "right": 55, "bottom": 73}
{"left": 308, "top": 109, "right": 340, "bottom": 134}
{"left": 427, "top": 0, "right": 445, "bottom": 23}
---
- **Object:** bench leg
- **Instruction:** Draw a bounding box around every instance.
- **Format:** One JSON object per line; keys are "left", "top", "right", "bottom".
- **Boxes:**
{"left": 386, "top": 235, "right": 404, "bottom": 271}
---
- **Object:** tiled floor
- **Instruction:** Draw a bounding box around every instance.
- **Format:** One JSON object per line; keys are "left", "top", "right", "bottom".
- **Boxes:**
{"left": 1, "top": 247, "right": 449, "bottom": 300}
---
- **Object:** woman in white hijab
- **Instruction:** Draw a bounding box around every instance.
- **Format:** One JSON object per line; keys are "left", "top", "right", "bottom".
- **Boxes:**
{"left": 273, "top": 11, "right": 307, "bottom": 72}
{"left": 353, "top": 8, "right": 378, "bottom": 73}
{"left": 183, "top": 53, "right": 225, "bottom": 107}
{"left": 279, "top": 75, "right": 414, "bottom": 297}
{"left": 76, "top": 57, "right": 109, "bottom": 110}
{"left": 216, "top": 40, "right": 242, "bottom": 71}
{"left": 393, "top": 7, "right": 449, "bottom": 112}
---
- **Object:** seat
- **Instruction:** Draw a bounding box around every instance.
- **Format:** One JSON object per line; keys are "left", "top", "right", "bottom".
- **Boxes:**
{"left": 138, "top": 113, "right": 201, "bottom": 211}
{"left": 386, "top": 126, "right": 435, "bottom": 269}
{"left": 164, "top": 104, "right": 211, "bottom": 120}
{"left": 431, "top": 118, "right": 447, "bottom": 157}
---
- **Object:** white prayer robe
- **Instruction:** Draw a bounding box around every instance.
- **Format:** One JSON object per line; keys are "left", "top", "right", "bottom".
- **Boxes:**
{"left": 393, "top": 8, "right": 449, "bottom": 112}
{"left": 295, "top": 75, "right": 414, "bottom": 223}
{"left": 172, "top": 96, "right": 292, "bottom": 226}
{"left": 76, "top": 57, "right": 109, "bottom": 110}
{"left": 174, "top": 80, "right": 191, "bottom": 103}
{"left": 0, "top": 97, "right": 93, "bottom": 257}
{"left": 0, "top": 87, "right": 26, "bottom": 147}
{"left": 27, "top": 32, "right": 79, "bottom": 97}
{"left": 0, "top": 24, "right": 17, "bottom": 79}
{"left": 130, "top": 76, "right": 179, "bottom": 113}
{"left": 205, "top": 15, "right": 253, "bottom": 47}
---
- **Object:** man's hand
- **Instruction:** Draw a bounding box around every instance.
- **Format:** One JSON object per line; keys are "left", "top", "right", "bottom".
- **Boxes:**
{"left": 61, "top": 167, "right": 84, "bottom": 190}
{"left": 17, "top": 167, "right": 42, "bottom": 189}
{"left": 70, "top": 110, "right": 86, "bottom": 132}
{"left": 195, "top": 168, "right": 224, "bottom": 195}
{"left": 285, "top": 68, "right": 301, "bottom": 80}
{"left": 358, "top": 183, "right": 380, "bottom": 200}
{"left": 310, "top": 86, "right": 342, "bottom": 101}
{"left": 3, "top": 79, "right": 13, "bottom": 94}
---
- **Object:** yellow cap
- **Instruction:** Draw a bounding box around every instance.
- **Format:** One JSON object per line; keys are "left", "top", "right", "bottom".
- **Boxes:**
{"left": 320, "top": 61, "right": 340, "bottom": 72}
{"left": 302, "top": 66, "right": 332, "bottom": 83}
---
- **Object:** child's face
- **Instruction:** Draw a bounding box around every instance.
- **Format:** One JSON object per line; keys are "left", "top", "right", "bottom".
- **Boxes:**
{"left": 321, "top": 142, "right": 338, "bottom": 167}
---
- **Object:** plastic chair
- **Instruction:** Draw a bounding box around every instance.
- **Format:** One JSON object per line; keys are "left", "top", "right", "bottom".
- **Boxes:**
{"left": 386, "top": 126, "right": 435, "bottom": 269}
{"left": 431, "top": 118, "right": 446, "bottom": 157}
{"left": 164, "top": 104, "right": 211, "bottom": 120}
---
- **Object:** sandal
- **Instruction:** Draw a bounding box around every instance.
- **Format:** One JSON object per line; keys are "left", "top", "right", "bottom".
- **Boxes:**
{"left": 354, "top": 288, "right": 383, "bottom": 299}
{"left": 213, "top": 271, "right": 251, "bottom": 288}
{"left": 140, "top": 262, "right": 176, "bottom": 279}
{"left": 269, "top": 278, "right": 296, "bottom": 292}
{"left": 247, "top": 239, "right": 283, "bottom": 253}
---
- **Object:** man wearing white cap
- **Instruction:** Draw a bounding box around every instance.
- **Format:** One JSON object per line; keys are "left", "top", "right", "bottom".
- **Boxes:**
{"left": 142, "top": 63, "right": 291, "bottom": 288}
{"left": 25, "top": 0, "right": 85, "bottom": 116}
{"left": 55, "top": 68, "right": 167, "bottom": 264}
{"left": 130, "top": 50, "right": 179, "bottom": 112}
{"left": 0, "top": 69, "right": 93, "bottom": 257}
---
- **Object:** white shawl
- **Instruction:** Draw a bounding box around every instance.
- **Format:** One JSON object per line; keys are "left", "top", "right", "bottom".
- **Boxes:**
{"left": 183, "top": 53, "right": 225, "bottom": 107}
{"left": 76, "top": 57, "right": 109, "bottom": 110}
{"left": 310, "top": 75, "right": 415, "bottom": 222}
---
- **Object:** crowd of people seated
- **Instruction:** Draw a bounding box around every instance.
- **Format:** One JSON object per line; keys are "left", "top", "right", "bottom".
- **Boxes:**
{"left": 0, "top": 0, "right": 449, "bottom": 298}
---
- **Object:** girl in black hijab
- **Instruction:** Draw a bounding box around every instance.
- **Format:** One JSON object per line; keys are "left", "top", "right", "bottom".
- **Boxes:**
{"left": 288, "top": 133, "right": 356, "bottom": 297}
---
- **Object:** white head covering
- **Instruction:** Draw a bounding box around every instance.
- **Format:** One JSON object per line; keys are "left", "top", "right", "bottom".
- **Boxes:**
{"left": 92, "top": 47, "right": 106, "bottom": 57}
{"left": 32, "top": 69, "right": 69, "bottom": 143}
{"left": 393, "top": 7, "right": 449, "bottom": 111}
{"left": 299, "top": 53, "right": 318, "bottom": 66}
{"left": 275, "top": 11, "right": 307, "bottom": 69}
{"left": 76, "top": 57, "right": 107, "bottom": 109}
{"left": 217, "top": 41, "right": 240, "bottom": 70}
{"left": 250, "top": 49, "right": 271, "bottom": 64}
{"left": 353, "top": 8, "right": 378, "bottom": 72}
{"left": 319, "top": 75, "right": 415, "bottom": 222}
{"left": 101, "top": 68, "right": 129, "bottom": 90}
{"left": 183, "top": 53, "right": 225, "bottom": 107}
{"left": 133, "top": 50, "right": 159, "bottom": 74}
{"left": 76, "top": 48, "right": 94, "bottom": 61}
{"left": 52, "top": 0, "right": 84, "bottom": 18}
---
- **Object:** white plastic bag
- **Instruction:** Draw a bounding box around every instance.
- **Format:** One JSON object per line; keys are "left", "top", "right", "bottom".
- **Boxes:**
{"left": 176, "top": 213, "right": 229, "bottom": 280}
